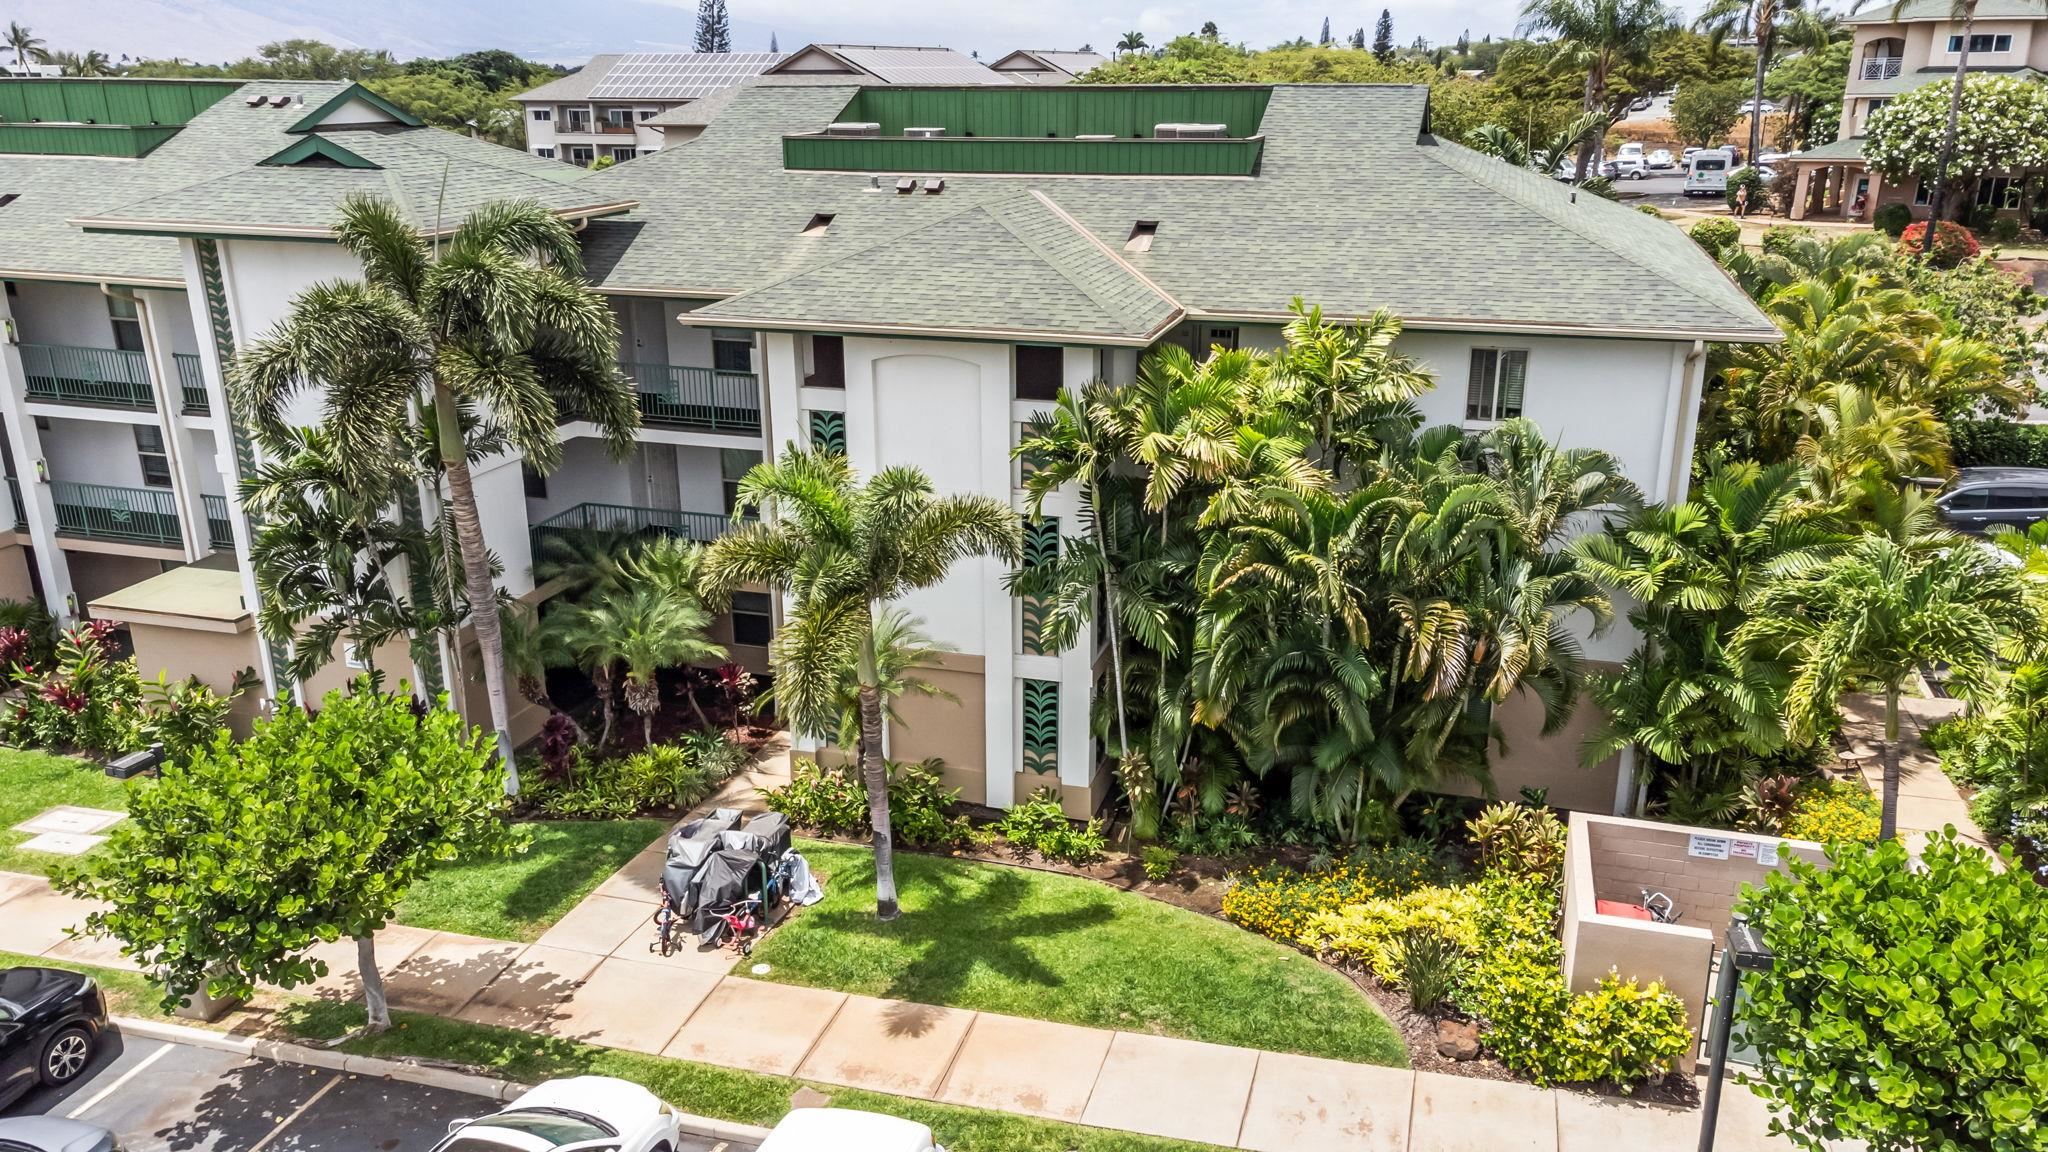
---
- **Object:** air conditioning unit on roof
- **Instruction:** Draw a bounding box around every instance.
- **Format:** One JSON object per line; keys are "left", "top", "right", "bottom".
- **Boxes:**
{"left": 825, "top": 121, "right": 881, "bottom": 137}
{"left": 1075, "top": 133, "right": 1117, "bottom": 141}
{"left": 1153, "top": 122, "right": 1228, "bottom": 139}
{"left": 904, "top": 126, "right": 945, "bottom": 138}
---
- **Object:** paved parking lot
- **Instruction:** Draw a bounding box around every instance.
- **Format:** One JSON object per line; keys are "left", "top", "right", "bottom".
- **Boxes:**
{"left": 6, "top": 1032, "right": 742, "bottom": 1151}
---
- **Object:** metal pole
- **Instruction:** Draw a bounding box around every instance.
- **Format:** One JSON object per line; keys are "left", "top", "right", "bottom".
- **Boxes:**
{"left": 1699, "top": 912, "right": 1765, "bottom": 1152}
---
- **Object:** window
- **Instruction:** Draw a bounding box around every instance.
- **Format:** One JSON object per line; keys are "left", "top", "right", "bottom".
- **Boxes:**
{"left": 608, "top": 146, "right": 637, "bottom": 162}
{"left": 1204, "top": 326, "right": 1239, "bottom": 351}
{"left": 1863, "top": 97, "right": 1889, "bottom": 119}
{"left": 1975, "top": 176, "right": 2023, "bottom": 209}
{"left": 721, "top": 448, "right": 760, "bottom": 513}
{"left": 1915, "top": 180, "right": 1934, "bottom": 206}
{"left": 535, "top": 147, "right": 556, "bottom": 159}
{"left": 730, "top": 590, "right": 773, "bottom": 647}
{"left": 1948, "top": 32, "right": 2012, "bottom": 52}
{"left": 107, "top": 295, "right": 143, "bottom": 353}
{"left": 637, "top": 108, "right": 656, "bottom": 120}
{"left": 530, "top": 108, "right": 552, "bottom": 121}
{"left": 602, "top": 108, "right": 634, "bottom": 129}
{"left": 1015, "top": 345, "right": 1063, "bottom": 401}
{"left": 805, "top": 334, "right": 845, "bottom": 389}
{"left": 801, "top": 212, "right": 834, "bottom": 236}
{"left": 133, "top": 425, "right": 171, "bottom": 488}
{"left": 566, "top": 145, "right": 595, "bottom": 166}
{"left": 713, "top": 338, "right": 753, "bottom": 374}
{"left": 1465, "top": 348, "right": 1528, "bottom": 422}
{"left": 1992, "top": 488, "right": 2046, "bottom": 511}
{"left": 1944, "top": 487, "right": 1991, "bottom": 511}
{"left": 521, "top": 463, "right": 546, "bottom": 499}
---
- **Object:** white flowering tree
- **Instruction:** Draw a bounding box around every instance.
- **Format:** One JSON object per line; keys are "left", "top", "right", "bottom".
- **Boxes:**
{"left": 1865, "top": 74, "right": 2048, "bottom": 188}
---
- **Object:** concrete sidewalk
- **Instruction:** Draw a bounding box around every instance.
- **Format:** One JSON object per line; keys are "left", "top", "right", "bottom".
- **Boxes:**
{"left": 0, "top": 862, "right": 1799, "bottom": 1152}
{"left": 1837, "top": 692, "right": 1986, "bottom": 850}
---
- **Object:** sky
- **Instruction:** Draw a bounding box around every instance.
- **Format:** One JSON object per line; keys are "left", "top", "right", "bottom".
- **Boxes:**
{"left": 8, "top": 0, "right": 1579, "bottom": 66}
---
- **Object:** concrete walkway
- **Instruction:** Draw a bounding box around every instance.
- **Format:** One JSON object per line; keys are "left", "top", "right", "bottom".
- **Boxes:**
{"left": 0, "top": 861, "right": 1802, "bottom": 1152}
{"left": 1836, "top": 692, "right": 1986, "bottom": 850}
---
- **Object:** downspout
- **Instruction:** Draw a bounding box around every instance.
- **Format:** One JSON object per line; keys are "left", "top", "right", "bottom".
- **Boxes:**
{"left": 1670, "top": 340, "right": 1707, "bottom": 505}
{"left": 101, "top": 283, "right": 200, "bottom": 559}
{"left": 1652, "top": 341, "right": 1707, "bottom": 507}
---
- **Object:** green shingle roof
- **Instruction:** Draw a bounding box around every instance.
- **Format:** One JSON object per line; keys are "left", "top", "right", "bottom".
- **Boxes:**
{"left": 693, "top": 189, "right": 1182, "bottom": 343}
{"left": 580, "top": 83, "right": 1778, "bottom": 342}
{"left": 1791, "top": 136, "right": 1868, "bottom": 162}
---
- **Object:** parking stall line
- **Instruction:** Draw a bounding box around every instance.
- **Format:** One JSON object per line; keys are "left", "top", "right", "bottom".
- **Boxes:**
{"left": 67, "top": 1040, "right": 174, "bottom": 1120}
{"left": 246, "top": 1071, "right": 342, "bottom": 1152}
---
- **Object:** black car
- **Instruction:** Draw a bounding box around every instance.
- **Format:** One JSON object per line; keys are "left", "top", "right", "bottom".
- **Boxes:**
{"left": 1934, "top": 466, "right": 2048, "bottom": 535}
{"left": 0, "top": 967, "right": 108, "bottom": 1110}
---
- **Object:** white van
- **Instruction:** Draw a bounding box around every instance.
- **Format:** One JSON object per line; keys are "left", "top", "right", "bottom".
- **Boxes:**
{"left": 1684, "top": 148, "right": 1733, "bottom": 197}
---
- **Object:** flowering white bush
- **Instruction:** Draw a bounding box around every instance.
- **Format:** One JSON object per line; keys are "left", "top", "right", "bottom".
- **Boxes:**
{"left": 1865, "top": 74, "right": 2048, "bottom": 182}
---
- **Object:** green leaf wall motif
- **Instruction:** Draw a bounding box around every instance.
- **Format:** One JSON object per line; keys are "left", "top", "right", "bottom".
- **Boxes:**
{"left": 1021, "top": 516, "right": 1058, "bottom": 656}
{"left": 1023, "top": 678, "right": 1059, "bottom": 775}
{"left": 809, "top": 410, "right": 846, "bottom": 455}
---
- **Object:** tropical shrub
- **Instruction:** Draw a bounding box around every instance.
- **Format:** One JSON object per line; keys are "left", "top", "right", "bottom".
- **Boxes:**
{"left": 1898, "top": 220, "right": 1980, "bottom": 268}
{"left": 1735, "top": 832, "right": 2048, "bottom": 1151}
{"left": 58, "top": 682, "right": 521, "bottom": 1028}
{"left": 1466, "top": 802, "right": 1567, "bottom": 883}
{"left": 764, "top": 758, "right": 871, "bottom": 836}
{"left": 0, "top": 599, "right": 57, "bottom": 682}
{"left": 1990, "top": 215, "right": 2023, "bottom": 244}
{"left": 1141, "top": 844, "right": 1178, "bottom": 880}
{"left": 998, "top": 789, "right": 1106, "bottom": 863}
{"left": 1724, "top": 166, "right": 1768, "bottom": 212}
{"left": 1223, "top": 844, "right": 1452, "bottom": 941}
{"left": 1951, "top": 417, "right": 2048, "bottom": 469}
{"left": 1759, "top": 225, "right": 1814, "bottom": 259}
{"left": 0, "top": 621, "right": 146, "bottom": 757}
{"left": 762, "top": 756, "right": 970, "bottom": 849}
{"left": 1390, "top": 928, "right": 1465, "bottom": 1013}
{"left": 1689, "top": 217, "right": 1741, "bottom": 254}
{"left": 1871, "top": 202, "right": 1912, "bottom": 237}
{"left": 138, "top": 673, "right": 241, "bottom": 766}
{"left": 1301, "top": 884, "right": 1484, "bottom": 981}
{"left": 527, "top": 736, "right": 743, "bottom": 818}
{"left": 1782, "top": 778, "right": 1881, "bottom": 846}
{"left": 1928, "top": 662, "right": 2048, "bottom": 866}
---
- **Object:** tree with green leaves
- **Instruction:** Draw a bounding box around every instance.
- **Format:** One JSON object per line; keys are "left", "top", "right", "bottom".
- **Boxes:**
{"left": 59, "top": 683, "right": 521, "bottom": 1033}
{"left": 1738, "top": 532, "right": 2029, "bottom": 839}
{"left": 546, "top": 589, "right": 724, "bottom": 748}
{"left": 1695, "top": 0, "right": 1811, "bottom": 163}
{"left": 1669, "top": 78, "right": 1744, "bottom": 147}
{"left": 1864, "top": 71, "right": 2048, "bottom": 235}
{"left": 1118, "top": 30, "right": 1151, "bottom": 57}
{"left": 694, "top": 0, "right": 731, "bottom": 52}
{"left": 705, "top": 450, "right": 1021, "bottom": 919}
{"left": 1374, "top": 9, "right": 1396, "bottom": 61}
{"left": 367, "top": 71, "right": 521, "bottom": 146}
{"left": 232, "top": 194, "right": 640, "bottom": 795}
{"left": 5, "top": 22, "right": 45, "bottom": 70}
{"left": 1734, "top": 831, "right": 2048, "bottom": 1150}
{"left": 1515, "top": 0, "right": 1675, "bottom": 176}
{"left": 823, "top": 607, "right": 955, "bottom": 761}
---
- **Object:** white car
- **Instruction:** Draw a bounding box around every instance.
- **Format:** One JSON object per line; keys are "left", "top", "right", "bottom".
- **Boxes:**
{"left": 758, "top": 1109, "right": 944, "bottom": 1152}
{"left": 1612, "top": 155, "right": 1649, "bottom": 179}
{"left": 1647, "top": 148, "right": 1675, "bottom": 169}
{"left": 434, "top": 1078, "right": 681, "bottom": 1152}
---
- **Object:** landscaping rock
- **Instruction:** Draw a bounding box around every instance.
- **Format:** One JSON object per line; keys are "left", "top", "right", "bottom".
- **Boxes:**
{"left": 789, "top": 1086, "right": 833, "bottom": 1110}
{"left": 1434, "top": 1019, "right": 1481, "bottom": 1061}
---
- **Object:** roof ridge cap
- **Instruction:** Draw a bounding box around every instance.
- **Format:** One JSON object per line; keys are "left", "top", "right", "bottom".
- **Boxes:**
{"left": 1009, "top": 190, "right": 1184, "bottom": 331}
{"left": 706, "top": 200, "right": 999, "bottom": 306}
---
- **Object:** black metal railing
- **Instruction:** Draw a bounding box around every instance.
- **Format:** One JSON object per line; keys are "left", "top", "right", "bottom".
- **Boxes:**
{"left": 51, "top": 481, "right": 181, "bottom": 546}
{"left": 620, "top": 362, "right": 762, "bottom": 434}
{"left": 174, "top": 353, "right": 209, "bottom": 414}
{"left": 20, "top": 344, "right": 154, "bottom": 409}
{"left": 201, "top": 493, "right": 233, "bottom": 550}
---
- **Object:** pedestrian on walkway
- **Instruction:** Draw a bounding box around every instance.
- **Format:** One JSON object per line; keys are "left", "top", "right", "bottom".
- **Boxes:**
{"left": 1734, "top": 183, "right": 1751, "bottom": 218}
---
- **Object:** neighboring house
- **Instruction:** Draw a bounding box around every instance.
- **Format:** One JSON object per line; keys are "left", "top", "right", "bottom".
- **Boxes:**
{"left": 0, "top": 76, "right": 1777, "bottom": 818}
{"left": 987, "top": 49, "right": 1109, "bottom": 83}
{"left": 513, "top": 51, "right": 785, "bottom": 165}
{"left": 1786, "top": 0, "right": 2048, "bottom": 222}
{"left": 761, "top": 44, "right": 1012, "bottom": 84}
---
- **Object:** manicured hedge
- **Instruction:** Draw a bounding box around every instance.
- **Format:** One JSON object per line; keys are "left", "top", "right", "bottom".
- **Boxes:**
{"left": 1950, "top": 418, "right": 2048, "bottom": 469}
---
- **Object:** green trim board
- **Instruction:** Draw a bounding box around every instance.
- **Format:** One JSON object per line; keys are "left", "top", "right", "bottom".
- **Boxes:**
{"left": 258, "top": 135, "right": 381, "bottom": 169}
{"left": 0, "top": 123, "right": 183, "bottom": 159}
{"left": 286, "top": 83, "right": 423, "bottom": 133}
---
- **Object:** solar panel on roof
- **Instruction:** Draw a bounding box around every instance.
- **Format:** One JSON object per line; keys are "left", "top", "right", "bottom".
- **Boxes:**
{"left": 587, "top": 52, "right": 785, "bottom": 100}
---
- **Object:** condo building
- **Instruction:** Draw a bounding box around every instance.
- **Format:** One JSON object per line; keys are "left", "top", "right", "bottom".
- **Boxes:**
{"left": 0, "top": 74, "right": 1775, "bottom": 815}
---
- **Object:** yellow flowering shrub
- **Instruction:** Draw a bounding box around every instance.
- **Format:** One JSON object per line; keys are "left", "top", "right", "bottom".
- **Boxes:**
{"left": 1221, "top": 843, "right": 1451, "bottom": 942}
{"left": 1300, "top": 886, "right": 1483, "bottom": 981}
{"left": 1784, "top": 780, "right": 1880, "bottom": 845}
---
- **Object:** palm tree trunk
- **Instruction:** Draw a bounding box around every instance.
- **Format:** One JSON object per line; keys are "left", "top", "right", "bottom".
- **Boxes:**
{"left": 857, "top": 629, "right": 900, "bottom": 921}
{"left": 686, "top": 688, "right": 713, "bottom": 732}
{"left": 1878, "top": 683, "right": 1902, "bottom": 841}
{"left": 1091, "top": 478, "right": 1131, "bottom": 759}
{"left": 433, "top": 381, "right": 520, "bottom": 794}
{"left": 1926, "top": 8, "right": 1976, "bottom": 251}
{"left": 594, "top": 666, "right": 616, "bottom": 748}
{"left": 356, "top": 934, "right": 390, "bottom": 1033}
{"left": 1749, "top": 21, "right": 1773, "bottom": 166}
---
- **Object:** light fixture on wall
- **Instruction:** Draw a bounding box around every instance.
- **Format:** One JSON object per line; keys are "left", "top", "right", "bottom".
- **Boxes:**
{"left": 33, "top": 458, "right": 47, "bottom": 483}
{"left": 64, "top": 592, "right": 77, "bottom": 616}
{"left": 2, "top": 316, "right": 15, "bottom": 345}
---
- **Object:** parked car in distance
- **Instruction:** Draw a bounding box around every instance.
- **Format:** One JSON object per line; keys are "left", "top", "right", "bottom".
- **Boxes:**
{"left": 1648, "top": 148, "right": 1675, "bottom": 169}
{"left": 1627, "top": 95, "right": 1653, "bottom": 111}
{"left": 0, "top": 966, "right": 108, "bottom": 1109}
{"left": 0, "top": 1117, "right": 121, "bottom": 1152}
{"left": 757, "top": 1109, "right": 944, "bottom": 1152}
{"left": 1738, "top": 99, "right": 1779, "bottom": 114}
{"left": 1684, "top": 148, "right": 1734, "bottom": 196}
{"left": 1935, "top": 467, "right": 2048, "bottom": 534}
{"left": 1553, "top": 159, "right": 1577, "bottom": 181}
{"left": 432, "top": 1077, "right": 681, "bottom": 1152}
{"left": 1613, "top": 155, "right": 1648, "bottom": 179}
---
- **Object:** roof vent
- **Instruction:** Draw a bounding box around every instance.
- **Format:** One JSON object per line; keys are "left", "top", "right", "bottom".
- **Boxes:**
{"left": 245, "top": 94, "right": 268, "bottom": 108}
{"left": 1075, "top": 133, "right": 1117, "bottom": 142}
{"left": 895, "top": 177, "right": 916, "bottom": 194}
{"left": 1125, "top": 220, "right": 1158, "bottom": 253}
{"left": 0, "top": 194, "right": 17, "bottom": 209}
{"left": 1153, "top": 122, "right": 1227, "bottom": 139}
{"left": 904, "top": 126, "right": 945, "bottom": 139}
{"left": 802, "top": 212, "right": 834, "bottom": 236}
{"left": 270, "top": 94, "right": 293, "bottom": 109}
{"left": 923, "top": 178, "right": 944, "bottom": 195}
{"left": 825, "top": 121, "right": 881, "bottom": 137}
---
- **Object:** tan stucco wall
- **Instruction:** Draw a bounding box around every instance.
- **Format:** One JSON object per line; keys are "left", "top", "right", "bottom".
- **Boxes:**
{"left": 890, "top": 657, "right": 987, "bottom": 806}
{"left": 704, "top": 611, "right": 770, "bottom": 675}
{"left": 127, "top": 621, "right": 264, "bottom": 737}
{"left": 0, "top": 541, "right": 34, "bottom": 604}
{"left": 65, "top": 551, "right": 165, "bottom": 607}
{"left": 296, "top": 632, "right": 418, "bottom": 704}
{"left": 1435, "top": 686, "right": 1621, "bottom": 814}
{"left": 1011, "top": 771, "right": 1107, "bottom": 820}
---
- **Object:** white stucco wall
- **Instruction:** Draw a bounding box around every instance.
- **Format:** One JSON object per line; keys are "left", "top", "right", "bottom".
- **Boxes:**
{"left": 9, "top": 281, "right": 118, "bottom": 347}
{"left": 217, "top": 240, "right": 364, "bottom": 430}
{"left": 40, "top": 418, "right": 147, "bottom": 488}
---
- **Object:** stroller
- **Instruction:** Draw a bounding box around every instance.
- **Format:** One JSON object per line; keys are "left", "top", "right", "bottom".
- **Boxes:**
{"left": 651, "top": 811, "right": 792, "bottom": 956}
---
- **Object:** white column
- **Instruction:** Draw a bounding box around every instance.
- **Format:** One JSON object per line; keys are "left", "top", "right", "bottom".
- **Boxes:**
{"left": 762, "top": 332, "right": 802, "bottom": 464}
{"left": 132, "top": 288, "right": 207, "bottom": 561}
{"left": 0, "top": 289, "right": 76, "bottom": 620}
{"left": 980, "top": 346, "right": 1019, "bottom": 809}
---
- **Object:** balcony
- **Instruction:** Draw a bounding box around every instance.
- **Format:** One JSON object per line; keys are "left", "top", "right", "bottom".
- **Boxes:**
{"left": 51, "top": 481, "right": 181, "bottom": 547}
{"left": 531, "top": 501, "right": 738, "bottom": 557}
{"left": 1860, "top": 57, "right": 1903, "bottom": 81}
{"left": 201, "top": 493, "right": 233, "bottom": 550}
{"left": 174, "top": 353, "right": 209, "bottom": 414}
{"left": 19, "top": 344, "right": 154, "bottom": 410}
{"left": 622, "top": 362, "right": 763, "bottom": 434}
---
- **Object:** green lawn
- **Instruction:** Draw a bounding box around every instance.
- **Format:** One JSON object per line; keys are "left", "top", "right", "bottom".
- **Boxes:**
{"left": 395, "top": 819, "right": 664, "bottom": 941}
{"left": 0, "top": 748, "right": 138, "bottom": 878}
{"left": 748, "top": 840, "right": 1408, "bottom": 1067}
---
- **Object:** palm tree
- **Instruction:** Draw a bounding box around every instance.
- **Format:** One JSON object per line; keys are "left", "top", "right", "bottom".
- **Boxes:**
{"left": 1274, "top": 299, "right": 1431, "bottom": 480}
{"left": 1738, "top": 532, "right": 2029, "bottom": 839}
{"left": 705, "top": 450, "right": 1021, "bottom": 920}
{"left": 1117, "top": 30, "right": 1150, "bottom": 57}
{"left": 232, "top": 194, "right": 640, "bottom": 794}
{"left": 824, "top": 607, "right": 956, "bottom": 759}
{"left": 1861, "top": 0, "right": 1981, "bottom": 246}
{"left": 5, "top": 23, "right": 46, "bottom": 71}
{"left": 590, "top": 590, "right": 724, "bottom": 747}
{"left": 73, "top": 49, "right": 113, "bottom": 76}
{"left": 1696, "top": 0, "right": 1809, "bottom": 165}
{"left": 1515, "top": 0, "right": 1676, "bottom": 176}
{"left": 1465, "top": 109, "right": 1608, "bottom": 177}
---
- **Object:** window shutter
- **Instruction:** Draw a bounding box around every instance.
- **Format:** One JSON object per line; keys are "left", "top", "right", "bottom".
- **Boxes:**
{"left": 1466, "top": 349, "right": 1495, "bottom": 420}
{"left": 1499, "top": 350, "right": 1527, "bottom": 418}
